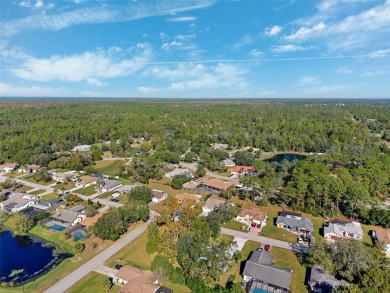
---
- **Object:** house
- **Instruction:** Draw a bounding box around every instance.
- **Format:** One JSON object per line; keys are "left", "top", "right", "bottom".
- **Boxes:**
{"left": 131, "top": 137, "right": 145, "bottom": 144}
{"left": 182, "top": 180, "right": 200, "bottom": 190}
{"left": 0, "top": 163, "right": 19, "bottom": 174}
{"left": 323, "top": 219, "right": 363, "bottom": 241}
{"left": 32, "top": 198, "right": 67, "bottom": 212}
{"left": 213, "top": 143, "right": 229, "bottom": 149}
{"left": 76, "top": 175, "right": 98, "bottom": 187}
{"left": 72, "top": 145, "right": 91, "bottom": 152}
{"left": 100, "top": 180, "right": 123, "bottom": 193}
{"left": 44, "top": 205, "right": 86, "bottom": 229}
{"left": 202, "top": 197, "right": 225, "bottom": 215}
{"left": 115, "top": 185, "right": 138, "bottom": 194}
{"left": 165, "top": 168, "right": 194, "bottom": 180}
{"left": 174, "top": 193, "right": 202, "bottom": 204}
{"left": 222, "top": 158, "right": 236, "bottom": 167}
{"left": 243, "top": 249, "right": 292, "bottom": 293}
{"left": 20, "top": 164, "right": 41, "bottom": 173}
{"left": 114, "top": 266, "right": 160, "bottom": 293}
{"left": 230, "top": 166, "right": 257, "bottom": 177}
{"left": 236, "top": 208, "right": 268, "bottom": 227}
{"left": 0, "top": 193, "right": 37, "bottom": 213}
{"left": 276, "top": 210, "right": 313, "bottom": 235}
{"left": 308, "top": 267, "right": 350, "bottom": 292}
{"left": 197, "top": 178, "right": 239, "bottom": 195}
{"left": 52, "top": 172, "right": 74, "bottom": 183}
{"left": 152, "top": 189, "right": 168, "bottom": 203}
{"left": 376, "top": 228, "right": 390, "bottom": 251}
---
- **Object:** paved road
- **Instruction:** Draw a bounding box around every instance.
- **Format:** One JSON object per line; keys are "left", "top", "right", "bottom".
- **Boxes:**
{"left": 179, "top": 162, "right": 235, "bottom": 181}
{"left": 221, "top": 227, "right": 308, "bottom": 253}
{"left": 0, "top": 175, "right": 54, "bottom": 194}
{"left": 44, "top": 219, "right": 151, "bottom": 293}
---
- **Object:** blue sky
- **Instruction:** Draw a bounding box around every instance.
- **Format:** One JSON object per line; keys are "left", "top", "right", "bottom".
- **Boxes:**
{"left": 0, "top": 0, "right": 389, "bottom": 98}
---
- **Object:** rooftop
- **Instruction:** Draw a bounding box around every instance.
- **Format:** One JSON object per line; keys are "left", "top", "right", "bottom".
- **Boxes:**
{"left": 174, "top": 193, "right": 201, "bottom": 202}
{"left": 202, "top": 197, "right": 225, "bottom": 210}
{"left": 200, "top": 178, "right": 239, "bottom": 191}
{"left": 237, "top": 208, "right": 268, "bottom": 222}
{"left": 376, "top": 228, "right": 390, "bottom": 245}
{"left": 152, "top": 189, "right": 167, "bottom": 199}
{"left": 79, "top": 175, "right": 98, "bottom": 184}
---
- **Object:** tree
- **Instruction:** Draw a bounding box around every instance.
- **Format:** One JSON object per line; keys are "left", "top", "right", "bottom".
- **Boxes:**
{"left": 128, "top": 186, "right": 153, "bottom": 203}
{"left": 102, "top": 278, "right": 112, "bottom": 293}
{"left": 85, "top": 206, "right": 98, "bottom": 217}
{"left": 33, "top": 168, "right": 51, "bottom": 182}
{"left": 146, "top": 222, "right": 159, "bottom": 254}
{"left": 233, "top": 151, "right": 255, "bottom": 166}
{"left": 151, "top": 255, "right": 174, "bottom": 284}
{"left": 91, "top": 145, "right": 103, "bottom": 161}
{"left": 14, "top": 213, "right": 35, "bottom": 233}
{"left": 73, "top": 243, "right": 85, "bottom": 253}
{"left": 170, "top": 174, "right": 192, "bottom": 190}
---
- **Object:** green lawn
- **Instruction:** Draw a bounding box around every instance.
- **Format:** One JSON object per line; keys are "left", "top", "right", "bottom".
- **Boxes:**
{"left": 94, "top": 160, "right": 118, "bottom": 170}
{"left": 106, "top": 230, "right": 156, "bottom": 270}
{"left": 222, "top": 220, "right": 246, "bottom": 231}
{"left": 74, "top": 185, "right": 97, "bottom": 196}
{"left": 29, "top": 225, "right": 74, "bottom": 254}
{"left": 66, "top": 272, "right": 120, "bottom": 293}
{"left": 28, "top": 189, "right": 46, "bottom": 195}
{"left": 17, "top": 185, "right": 34, "bottom": 192}
{"left": 270, "top": 247, "right": 307, "bottom": 293}
{"left": 39, "top": 193, "right": 57, "bottom": 201}
{"left": 163, "top": 281, "right": 191, "bottom": 293}
{"left": 97, "top": 191, "right": 114, "bottom": 199}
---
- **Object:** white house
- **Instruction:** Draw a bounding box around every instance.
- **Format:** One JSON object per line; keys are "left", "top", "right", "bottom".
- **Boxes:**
{"left": 0, "top": 193, "right": 37, "bottom": 213}
{"left": 0, "top": 163, "right": 19, "bottom": 174}
{"left": 76, "top": 175, "right": 98, "bottom": 187}
{"left": 324, "top": 220, "right": 363, "bottom": 241}
{"left": 52, "top": 172, "right": 74, "bottom": 183}
{"left": 72, "top": 145, "right": 91, "bottom": 152}
{"left": 202, "top": 197, "right": 226, "bottom": 216}
{"left": 165, "top": 168, "right": 194, "bottom": 180}
{"left": 236, "top": 208, "right": 268, "bottom": 227}
{"left": 151, "top": 189, "right": 168, "bottom": 203}
{"left": 100, "top": 180, "right": 122, "bottom": 193}
{"left": 20, "top": 164, "right": 42, "bottom": 173}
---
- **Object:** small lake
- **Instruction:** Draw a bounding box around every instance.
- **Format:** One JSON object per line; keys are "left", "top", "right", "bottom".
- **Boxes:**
{"left": 265, "top": 153, "right": 307, "bottom": 163}
{"left": 0, "top": 230, "right": 69, "bottom": 285}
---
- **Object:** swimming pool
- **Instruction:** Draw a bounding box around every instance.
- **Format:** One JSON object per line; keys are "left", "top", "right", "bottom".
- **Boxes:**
{"left": 73, "top": 231, "right": 86, "bottom": 240}
{"left": 50, "top": 224, "right": 66, "bottom": 232}
{"left": 253, "top": 288, "right": 273, "bottom": 293}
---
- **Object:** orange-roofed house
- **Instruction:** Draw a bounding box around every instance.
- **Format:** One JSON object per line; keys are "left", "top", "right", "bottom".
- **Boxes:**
{"left": 113, "top": 265, "right": 163, "bottom": 293}
{"left": 198, "top": 178, "right": 239, "bottom": 195}
{"left": 230, "top": 166, "right": 257, "bottom": 177}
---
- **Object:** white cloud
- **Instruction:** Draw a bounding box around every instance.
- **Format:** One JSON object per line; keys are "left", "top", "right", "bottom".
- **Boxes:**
{"left": 309, "top": 85, "right": 345, "bottom": 92}
{"left": 137, "top": 86, "right": 159, "bottom": 93}
{"left": 35, "top": 0, "right": 44, "bottom": 8}
{"left": 249, "top": 49, "right": 262, "bottom": 57}
{"left": 2, "top": 0, "right": 214, "bottom": 38}
{"left": 162, "top": 41, "right": 183, "bottom": 50}
{"left": 144, "top": 63, "right": 248, "bottom": 91}
{"left": 337, "top": 67, "right": 352, "bottom": 74}
{"left": 285, "top": 22, "right": 326, "bottom": 40}
{"left": 11, "top": 44, "right": 152, "bottom": 84}
{"left": 361, "top": 70, "right": 387, "bottom": 76}
{"left": 298, "top": 76, "right": 317, "bottom": 86}
{"left": 0, "top": 82, "right": 71, "bottom": 97}
{"left": 232, "top": 35, "right": 254, "bottom": 50}
{"left": 271, "top": 44, "right": 307, "bottom": 53}
{"left": 369, "top": 49, "right": 390, "bottom": 58}
{"left": 317, "top": 0, "right": 371, "bottom": 11}
{"left": 264, "top": 25, "right": 283, "bottom": 36}
{"left": 166, "top": 16, "right": 197, "bottom": 22}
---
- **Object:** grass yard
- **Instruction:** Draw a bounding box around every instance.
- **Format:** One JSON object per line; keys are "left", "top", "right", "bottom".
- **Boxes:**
{"left": 28, "top": 189, "right": 46, "bottom": 195}
{"left": 222, "top": 220, "right": 246, "bottom": 231}
{"left": 361, "top": 223, "right": 377, "bottom": 245}
{"left": 97, "top": 191, "right": 114, "bottom": 199}
{"left": 106, "top": 230, "right": 156, "bottom": 270}
{"left": 17, "top": 185, "right": 34, "bottom": 192}
{"left": 66, "top": 272, "right": 120, "bottom": 293}
{"left": 29, "top": 225, "right": 75, "bottom": 254}
{"left": 74, "top": 185, "right": 97, "bottom": 196}
{"left": 102, "top": 151, "right": 113, "bottom": 158}
{"left": 163, "top": 281, "right": 191, "bottom": 293}
{"left": 270, "top": 247, "right": 307, "bottom": 293}
{"left": 55, "top": 181, "right": 76, "bottom": 191}
{"left": 39, "top": 193, "right": 57, "bottom": 201}
{"left": 118, "top": 177, "right": 135, "bottom": 185}
{"left": 94, "top": 160, "right": 118, "bottom": 170}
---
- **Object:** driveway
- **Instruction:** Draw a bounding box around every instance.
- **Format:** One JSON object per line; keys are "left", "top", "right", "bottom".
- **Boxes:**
{"left": 0, "top": 175, "right": 54, "bottom": 195}
{"left": 179, "top": 162, "right": 234, "bottom": 181}
{"left": 94, "top": 264, "right": 118, "bottom": 278}
{"left": 44, "top": 219, "right": 151, "bottom": 293}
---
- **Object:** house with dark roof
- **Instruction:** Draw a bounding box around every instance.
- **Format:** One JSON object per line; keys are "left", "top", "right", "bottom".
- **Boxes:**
{"left": 33, "top": 198, "right": 67, "bottom": 212}
{"left": 276, "top": 210, "right": 313, "bottom": 235}
{"left": 308, "top": 267, "right": 350, "bottom": 292}
{"left": 42, "top": 205, "right": 86, "bottom": 230}
{"left": 243, "top": 249, "right": 292, "bottom": 293}
{"left": 151, "top": 189, "right": 168, "bottom": 203}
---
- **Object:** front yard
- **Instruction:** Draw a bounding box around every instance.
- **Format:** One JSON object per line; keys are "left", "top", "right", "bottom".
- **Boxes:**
{"left": 66, "top": 272, "right": 120, "bottom": 293}
{"left": 74, "top": 185, "right": 97, "bottom": 196}
{"left": 28, "top": 189, "right": 46, "bottom": 195}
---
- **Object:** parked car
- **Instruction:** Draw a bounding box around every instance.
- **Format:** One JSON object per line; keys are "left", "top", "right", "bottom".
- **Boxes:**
{"left": 256, "top": 223, "right": 261, "bottom": 228}
{"left": 110, "top": 198, "right": 119, "bottom": 202}
{"left": 248, "top": 226, "right": 254, "bottom": 232}
{"left": 298, "top": 237, "right": 304, "bottom": 244}
{"left": 115, "top": 264, "right": 123, "bottom": 270}
{"left": 251, "top": 222, "right": 256, "bottom": 228}
{"left": 370, "top": 230, "right": 378, "bottom": 239}
{"left": 264, "top": 244, "right": 271, "bottom": 252}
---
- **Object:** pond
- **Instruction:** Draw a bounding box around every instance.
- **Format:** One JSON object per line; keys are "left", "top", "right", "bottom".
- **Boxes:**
{"left": 265, "top": 153, "right": 307, "bottom": 163}
{"left": 0, "top": 230, "right": 70, "bottom": 285}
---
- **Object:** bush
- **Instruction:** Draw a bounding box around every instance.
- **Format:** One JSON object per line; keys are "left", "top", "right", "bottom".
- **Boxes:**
{"left": 73, "top": 242, "right": 85, "bottom": 253}
{"left": 129, "top": 186, "right": 153, "bottom": 203}
{"left": 146, "top": 237, "right": 158, "bottom": 254}
{"left": 171, "top": 267, "right": 185, "bottom": 284}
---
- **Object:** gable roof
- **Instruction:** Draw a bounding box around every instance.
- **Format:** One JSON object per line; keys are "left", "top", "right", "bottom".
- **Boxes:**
{"left": 102, "top": 180, "right": 122, "bottom": 190}
{"left": 200, "top": 178, "right": 239, "bottom": 191}
{"left": 80, "top": 175, "right": 98, "bottom": 184}
{"left": 152, "top": 189, "right": 167, "bottom": 199}
{"left": 237, "top": 208, "right": 268, "bottom": 222}
{"left": 309, "top": 267, "right": 350, "bottom": 289}
{"left": 52, "top": 209, "right": 81, "bottom": 223}
{"left": 26, "top": 164, "right": 41, "bottom": 170}
{"left": 243, "top": 249, "right": 292, "bottom": 290}
{"left": 166, "top": 168, "right": 192, "bottom": 178}
{"left": 202, "top": 197, "right": 225, "bottom": 210}
{"left": 174, "top": 193, "right": 201, "bottom": 202}
{"left": 115, "top": 185, "right": 138, "bottom": 193}
{"left": 276, "top": 212, "right": 313, "bottom": 232}
{"left": 0, "top": 163, "right": 19, "bottom": 170}
{"left": 324, "top": 220, "right": 363, "bottom": 237}
{"left": 68, "top": 204, "right": 85, "bottom": 213}
{"left": 115, "top": 266, "right": 158, "bottom": 284}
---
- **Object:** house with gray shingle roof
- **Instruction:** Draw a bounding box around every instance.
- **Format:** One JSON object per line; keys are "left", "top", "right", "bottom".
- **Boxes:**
{"left": 100, "top": 180, "right": 123, "bottom": 193}
{"left": 308, "top": 266, "right": 350, "bottom": 292}
{"left": 276, "top": 210, "right": 313, "bottom": 235}
{"left": 243, "top": 249, "right": 292, "bottom": 293}
{"left": 323, "top": 219, "right": 363, "bottom": 241}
